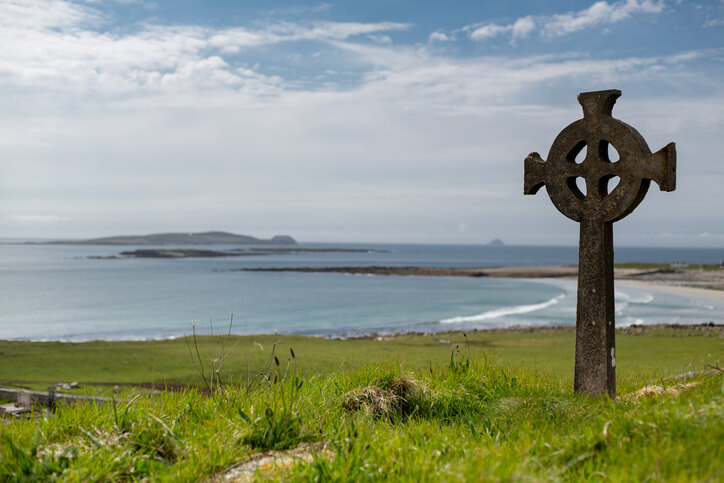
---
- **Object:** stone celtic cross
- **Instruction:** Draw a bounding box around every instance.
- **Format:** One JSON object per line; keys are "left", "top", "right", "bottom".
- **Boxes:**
{"left": 524, "top": 89, "right": 676, "bottom": 398}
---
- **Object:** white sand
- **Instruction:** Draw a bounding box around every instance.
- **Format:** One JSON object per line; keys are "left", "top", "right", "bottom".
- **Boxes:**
{"left": 615, "top": 279, "right": 724, "bottom": 303}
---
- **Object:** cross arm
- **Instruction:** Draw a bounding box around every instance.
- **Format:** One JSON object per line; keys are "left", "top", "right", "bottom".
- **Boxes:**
{"left": 524, "top": 152, "right": 547, "bottom": 195}
{"left": 644, "top": 142, "right": 676, "bottom": 192}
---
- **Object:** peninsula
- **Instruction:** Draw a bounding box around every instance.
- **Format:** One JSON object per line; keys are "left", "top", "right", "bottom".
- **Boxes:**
{"left": 40, "top": 231, "right": 296, "bottom": 246}
{"left": 118, "top": 247, "right": 385, "bottom": 258}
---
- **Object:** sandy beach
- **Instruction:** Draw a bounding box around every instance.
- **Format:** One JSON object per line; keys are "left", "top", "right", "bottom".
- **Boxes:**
{"left": 242, "top": 264, "right": 724, "bottom": 303}
{"left": 615, "top": 280, "right": 724, "bottom": 302}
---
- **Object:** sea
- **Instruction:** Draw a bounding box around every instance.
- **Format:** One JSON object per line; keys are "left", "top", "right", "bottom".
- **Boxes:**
{"left": 1, "top": 242, "right": 722, "bottom": 341}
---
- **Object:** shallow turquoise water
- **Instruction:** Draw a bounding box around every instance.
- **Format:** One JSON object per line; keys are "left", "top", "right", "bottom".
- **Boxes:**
{"left": 0, "top": 242, "right": 721, "bottom": 340}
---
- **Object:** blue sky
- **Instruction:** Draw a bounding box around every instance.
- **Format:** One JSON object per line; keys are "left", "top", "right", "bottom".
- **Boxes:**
{"left": 1, "top": 0, "right": 723, "bottom": 246}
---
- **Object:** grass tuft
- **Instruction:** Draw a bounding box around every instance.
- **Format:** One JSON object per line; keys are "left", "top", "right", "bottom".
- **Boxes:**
{"left": 341, "top": 374, "right": 421, "bottom": 419}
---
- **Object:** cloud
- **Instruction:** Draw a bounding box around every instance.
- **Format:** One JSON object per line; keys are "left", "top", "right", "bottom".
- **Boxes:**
{"left": 544, "top": 0, "right": 664, "bottom": 36}
{"left": 429, "top": 31, "right": 451, "bottom": 42}
{"left": 0, "top": 0, "right": 409, "bottom": 94}
{"left": 466, "top": 0, "right": 664, "bottom": 41}
{"left": 703, "top": 18, "right": 724, "bottom": 27}
{"left": 511, "top": 16, "right": 537, "bottom": 37}
{"left": 0, "top": 0, "right": 104, "bottom": 29}
{"left": 468, "top": 16, "right": 535, "bottom": 41}
{"left": 468, "top": 23, "right": 510, "bottom": 40}
{"left": 264, "top": 3, "right": 332, "bottom": 17}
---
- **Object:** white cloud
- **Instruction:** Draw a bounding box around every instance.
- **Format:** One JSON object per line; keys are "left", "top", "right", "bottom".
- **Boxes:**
{"left": 0, "top": 0, "right": 104, "bottom": 29}
{"left": 429, "top": 31, "right": 451, "bottom": 42}
{"left": 703, "top": 18, "right": 724, "bottom": 27}
{"left": 0, "top": 1, "right": 409, "bottom": 94}
{"left": 544, "top": 0, "right": 664, "bottom": 37}
{"left": 466, "top": 0, "right": 665, "bottom": 41}
{"left": 512, "top": 16, "right": 536, "bottom": 38}
{"left": 469, "top": 23, "right": 510, "bottom": 40}
{"left": 468, "top": 16, "right": 536, "bottom": 41}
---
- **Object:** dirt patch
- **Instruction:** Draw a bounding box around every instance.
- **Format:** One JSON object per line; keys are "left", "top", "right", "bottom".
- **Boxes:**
{"left": 214, "top": 442, "right": 333, "bottom": 482}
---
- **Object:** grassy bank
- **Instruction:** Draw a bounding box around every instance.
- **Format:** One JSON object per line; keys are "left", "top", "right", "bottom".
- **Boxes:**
{"left": 1, "top": 345, "right": 722, "bottom": 481}
{"left": 1, "top": 327, "right": 721, "bottom": 393}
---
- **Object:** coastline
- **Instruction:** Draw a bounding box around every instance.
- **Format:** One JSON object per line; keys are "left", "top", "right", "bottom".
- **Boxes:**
{"left": 3, "top": 322, "right": 721, "bottom": 344}
{"left": 239, "top": 264, "right": 724, "bottom": 300}
{"left": 615, "top": 279, "right": 724, "bottom": 302}
{"left": 349, "top": 322, "right": 722, "bottom": 341}
{"left": 238, "top": 265, "right": 582, "bottom": 278}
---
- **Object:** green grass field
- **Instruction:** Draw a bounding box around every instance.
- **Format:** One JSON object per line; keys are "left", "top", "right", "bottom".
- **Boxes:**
{"left": 1, "top": 329, "right": 722, "bottom": 481}
{"left": 1, "top": 328, "right": 720, "bottom": 393}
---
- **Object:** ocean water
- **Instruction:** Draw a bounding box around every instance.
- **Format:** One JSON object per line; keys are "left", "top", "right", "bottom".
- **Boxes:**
{"left": 0, "top": 242, "right": 722, "bottom": 341}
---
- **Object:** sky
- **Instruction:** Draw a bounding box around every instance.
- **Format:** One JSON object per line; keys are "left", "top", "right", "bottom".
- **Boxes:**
{"left": 1, "top": 0, "right": 723, "bottom": 247}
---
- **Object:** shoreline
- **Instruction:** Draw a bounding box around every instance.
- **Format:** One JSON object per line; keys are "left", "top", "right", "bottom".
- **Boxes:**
{"left": 237, "top": 265, "right": 580, "bottom": 278}
{"left": 2, "top": 322, "right": 721, "bottom": 344}
{"left": 347, "top": 322, "right": 723, "bottom": 341}
{"left": 615, "top": 279, "right": 724, "bottom": 302}
{"left": 239, "top": 264, "right": 724, "bottom": 295}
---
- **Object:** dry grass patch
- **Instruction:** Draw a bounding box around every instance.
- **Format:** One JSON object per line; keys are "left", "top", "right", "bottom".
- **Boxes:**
{"left": 341, "top": 375, "right": 422, "bottom": 419}
{"left": 626, "top": 381, "right": 701, "bottom": 401}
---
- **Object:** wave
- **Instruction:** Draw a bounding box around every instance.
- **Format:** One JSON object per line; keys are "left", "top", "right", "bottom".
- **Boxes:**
{"left": 615, "top": 302, "right": 627, "bottom": 315}
{"left": 615, "top": 291, "right": 654, "bottom": 304}
{"left": 440, "top": 294, "right": 565, "bottom": 324}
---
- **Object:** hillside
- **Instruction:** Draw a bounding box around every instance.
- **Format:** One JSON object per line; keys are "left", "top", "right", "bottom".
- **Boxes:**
{"left": 1, "top": 328, "right": 721, "bottom": 481}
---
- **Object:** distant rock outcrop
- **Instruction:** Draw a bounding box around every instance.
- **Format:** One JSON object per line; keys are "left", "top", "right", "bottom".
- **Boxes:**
{"left": 270, "top": 235, "right": 296, "bottom": 245}
{"left": 45, "top": 231, "right": 298, "bottom": 246}
{"left": 487, "top": 238, "right": 505, "bottom": 246}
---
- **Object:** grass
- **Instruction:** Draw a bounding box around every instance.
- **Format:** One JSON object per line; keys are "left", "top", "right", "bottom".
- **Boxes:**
{"left": 1, "top": 340, "right": 722, "bottom": 481}
{"left": 1, "top": 328, "right": 721, "bottom": 395}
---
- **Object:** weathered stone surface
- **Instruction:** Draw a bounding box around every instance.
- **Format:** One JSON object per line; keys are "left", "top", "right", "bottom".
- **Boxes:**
{"left": 0, "top": 403, "right": 32, "bottom": 417}
{"left": 524, "top": 89, "right": 676, "bottom": 398}
{"left": 18, "top": 390, "right": 31, "bottom": 408}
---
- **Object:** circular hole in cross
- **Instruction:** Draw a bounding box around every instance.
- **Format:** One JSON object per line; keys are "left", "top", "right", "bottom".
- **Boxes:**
{"left": 570, "top": 142, "right": 587, "bottom": 165}
{"left": 576, "top": 177, "right": 588, "bottom": 196}
{"left": 599, "top": 141, "right": 620, "bottom": 163}
{"left": 598, "top": 175, "right": 621, "bottom": 197}
{"left": 567, "top": 176, "right": 587, "bottom": 199}
{"left": 608, "top": 144, "right": 620, "bottom": 162}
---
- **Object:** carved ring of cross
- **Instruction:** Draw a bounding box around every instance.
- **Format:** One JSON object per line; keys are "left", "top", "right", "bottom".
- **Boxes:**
{"left": 524, "top": 90, "right": 676, "bottom": 223}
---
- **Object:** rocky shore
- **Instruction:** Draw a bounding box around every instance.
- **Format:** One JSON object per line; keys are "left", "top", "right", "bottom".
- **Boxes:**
{"left": 348, "top": 322, "right": 723, "bottom": 341}
{"left": 239, "top": 265, "right": 580, "bottom": 278}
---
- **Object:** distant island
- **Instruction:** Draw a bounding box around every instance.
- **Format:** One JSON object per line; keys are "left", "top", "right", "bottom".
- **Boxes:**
{"left": 39, "top": 231, "right": 297, "bottom": 246}
{"left": 488, "top": 238, "right": 505, "bottom": 246}
{"left": 116, "top": 247, "right": 386, "bottom": 259}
